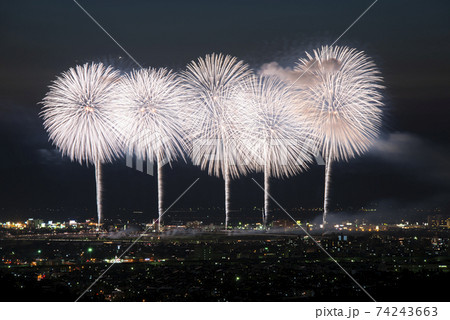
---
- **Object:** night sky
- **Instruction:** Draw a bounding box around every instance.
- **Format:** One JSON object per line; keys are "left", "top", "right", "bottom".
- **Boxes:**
{"left": 1, "top": 0, "right": 450, "bottom": 221}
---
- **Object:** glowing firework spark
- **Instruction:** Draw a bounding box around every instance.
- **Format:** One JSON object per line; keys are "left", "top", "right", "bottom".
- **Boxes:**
{"left": 295, "top": 46, "right": 384, "bottom": 226}
{"left": 182, "top": 53, "right": 252, "bottom": 229}
{"left": 115, "top": 68, "right": 188, "bottom": 231}
{"left": 238, "top": 76, "right": 316, "bottom": 227}
{"left": 41, "top": 62, "right": 123, "bottom": 228}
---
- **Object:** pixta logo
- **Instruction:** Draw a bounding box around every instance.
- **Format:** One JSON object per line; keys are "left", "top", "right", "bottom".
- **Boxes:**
{"left": 125, "top": 133, "right": 171, "bottom": 175}
{"left": 126, "top": 137, "right": 325, "bottom": 174}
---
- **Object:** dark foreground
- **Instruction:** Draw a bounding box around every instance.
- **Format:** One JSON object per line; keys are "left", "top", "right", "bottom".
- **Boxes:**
{"left": 1, "top": 230, "right": 449, "bottom": 301}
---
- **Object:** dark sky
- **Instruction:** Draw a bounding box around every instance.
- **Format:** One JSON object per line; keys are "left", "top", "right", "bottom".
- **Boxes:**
{"left": 1, "top": 0, "right": 450, "bottom": 221}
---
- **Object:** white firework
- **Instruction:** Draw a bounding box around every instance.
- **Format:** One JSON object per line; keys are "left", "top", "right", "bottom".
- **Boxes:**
{"left": 114, "top": 68, "right": 188, "bottom": 231}
{"left": 182, "top": 53, "right": 252, "bottom": 229}
{"left": 295, "top": 46, "right": 384, "bottom": 225}
{"left": 41, "top": 62, "right": 123, "bottom": 228}
{"left": 238, "top": 75, "right": 316, "bottom": 227}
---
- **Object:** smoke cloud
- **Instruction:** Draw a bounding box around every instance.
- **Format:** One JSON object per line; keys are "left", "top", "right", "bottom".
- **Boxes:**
{"left": 258, "top": 62, "right": 318, "bottom": 88}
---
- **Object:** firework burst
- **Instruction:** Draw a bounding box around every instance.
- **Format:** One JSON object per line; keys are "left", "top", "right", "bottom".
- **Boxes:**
{"left": 41, "top": 62, "right": 123, "bottom": 227}
{"left": 238, "top": 75, "right": 316, "bottom": 226}
{"left": 115, "top": 68, "right": 188, "bottom": 231}
{"left": 182, "top": 53, "right": 252, "bottom": 229}
{"left": 295, "top": 46, "right": 384, "bottom": 225}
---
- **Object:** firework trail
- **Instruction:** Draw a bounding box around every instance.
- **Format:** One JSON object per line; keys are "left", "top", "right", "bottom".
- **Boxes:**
{"left": 263, "top": 162, "right": 270, "bottom": 227}
{"left": 237, "top": 76, "right": 316, "bottom": 227}
{"left": 95, "top": 161, "right": 103, "bottom": 227}
{"left": 41, "top": 63, "right": 123, "bottom": 228}
{"left": 114, "top": 68, "right": 188, "bottom": 232}
{"left": 182, "top": 53, "right": 252, "bottom": 229}
{"left": 157, "top": 154, "right": 164, "bottom": 232}
{"left": 294, "top": 46, "right": 384, "bottom": 226}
